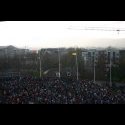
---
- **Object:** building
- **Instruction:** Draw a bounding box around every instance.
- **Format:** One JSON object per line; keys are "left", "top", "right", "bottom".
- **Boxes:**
{"left": 81, "top": 47, "right": 120, "bottom": 81}
{"left": 105, "top": 47, "right": 119, "bottom": 67}
{"left": 82, "top": 48, "right": 120, "bottom": 67}
{"left": 39, "top": 48, "right": 68, "bottom": 56}
{"left": 82, "top": 49, "right": 98, "bottom": 72}
{"left": 0, "top": 45, "right": 30, "bottom": 58}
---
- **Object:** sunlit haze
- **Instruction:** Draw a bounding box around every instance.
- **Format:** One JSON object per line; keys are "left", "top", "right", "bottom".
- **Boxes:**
{"left": 0, "top": 21, "right": 125, "bottom": 49}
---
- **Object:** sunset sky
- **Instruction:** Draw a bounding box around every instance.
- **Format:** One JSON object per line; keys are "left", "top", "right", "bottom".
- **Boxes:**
{"left": 0, "top": 21, "right": 125, "bottom": 49}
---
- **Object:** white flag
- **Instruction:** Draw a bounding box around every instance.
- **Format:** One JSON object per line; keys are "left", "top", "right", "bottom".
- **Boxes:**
{"left": 43, "top": 70, "right": 49, "bottom": 75}
{"left": 72, "top": 53, "right": 77, "bottom": 56}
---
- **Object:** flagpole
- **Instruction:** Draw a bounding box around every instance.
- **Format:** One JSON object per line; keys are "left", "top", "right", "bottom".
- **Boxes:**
{"left": 109, "top": 50, "right": 112, "bottom": 87}
{"left": 93, "top": 51, "right": 95, "bottom": 83}
{"left": 75, "top": 47, "right": 79, "bottom": 81}
{"left": 39, "top": 50, "right": 42, "bottom": 78}
{"left": 58, "top": 47, "right": 61, "bottom": 78}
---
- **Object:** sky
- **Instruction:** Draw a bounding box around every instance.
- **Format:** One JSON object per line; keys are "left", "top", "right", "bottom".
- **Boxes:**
{"left": 0, "top": 21, "right": 125, "bottom": 50}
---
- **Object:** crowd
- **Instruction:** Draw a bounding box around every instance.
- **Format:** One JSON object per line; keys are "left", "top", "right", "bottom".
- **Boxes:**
{"left": 1, "top": 76, "right": 125, "bottom": 104}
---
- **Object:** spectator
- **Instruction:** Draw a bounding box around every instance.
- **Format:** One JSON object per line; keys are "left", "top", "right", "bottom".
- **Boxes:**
{"left": 1, "top": 76, "right": 125, "bottom": 104}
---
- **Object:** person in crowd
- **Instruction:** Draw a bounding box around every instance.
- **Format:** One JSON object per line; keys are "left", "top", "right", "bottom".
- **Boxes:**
{"left": 1, "top": 76, "right": 125, "bottom": 104}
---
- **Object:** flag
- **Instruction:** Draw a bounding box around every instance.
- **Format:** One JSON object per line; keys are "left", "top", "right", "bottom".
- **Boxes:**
{"left": 72, "top": 53, "right": 77, "bottom": 56}
{"left": 43, "top": 70, "right": 49, "bottom": 75}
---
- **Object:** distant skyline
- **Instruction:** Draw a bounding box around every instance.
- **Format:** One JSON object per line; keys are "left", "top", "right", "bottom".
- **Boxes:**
{"left": 0, "top": 21, "right": 125, "bottom": 50}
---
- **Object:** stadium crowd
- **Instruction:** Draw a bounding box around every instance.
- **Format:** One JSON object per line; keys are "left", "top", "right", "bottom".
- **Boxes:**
{"left": 0, "top": 76, "right": 125, "bottom": 104}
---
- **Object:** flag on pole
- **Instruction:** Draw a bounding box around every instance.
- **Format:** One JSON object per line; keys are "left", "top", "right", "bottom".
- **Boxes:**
{"left": 43, "top": 70, "right": 49, "bottom": 75}
{"left": 72, "top": 53, "right": 77, "bottom": 56}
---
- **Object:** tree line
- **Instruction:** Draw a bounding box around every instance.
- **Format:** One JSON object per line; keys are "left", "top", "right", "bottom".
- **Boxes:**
{"left": 0, "top": 48, "right": 125, "bottom": 83}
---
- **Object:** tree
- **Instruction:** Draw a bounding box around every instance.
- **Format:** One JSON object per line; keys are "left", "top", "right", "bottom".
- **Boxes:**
{"left": 96, "top": 53, "right": 106, "bottom": 81}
